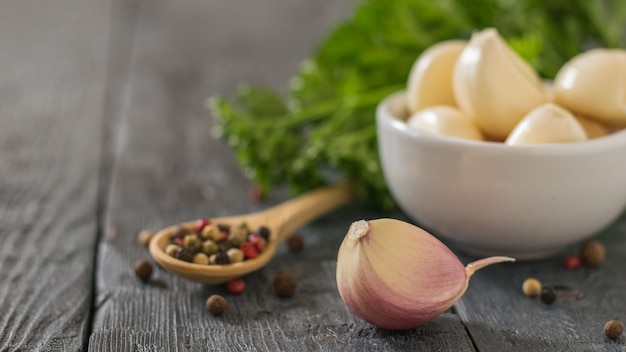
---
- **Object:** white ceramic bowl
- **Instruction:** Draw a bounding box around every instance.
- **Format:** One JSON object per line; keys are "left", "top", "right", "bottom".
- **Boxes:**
{"left": 377, "top": 91, "right": 626, "bottom": 260}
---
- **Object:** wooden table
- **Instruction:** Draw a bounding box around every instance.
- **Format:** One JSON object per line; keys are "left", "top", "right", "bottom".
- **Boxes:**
{"left": 2, "top": 1, "right": 626, "bottom": 351}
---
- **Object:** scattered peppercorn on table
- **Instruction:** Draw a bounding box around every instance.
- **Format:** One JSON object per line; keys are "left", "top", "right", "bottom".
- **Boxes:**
{"left": 2, "top": 1, "right": 626, "bottom": 351}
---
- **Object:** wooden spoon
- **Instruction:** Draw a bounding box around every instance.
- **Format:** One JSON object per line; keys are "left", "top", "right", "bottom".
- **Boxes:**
{"left": 149, "top": 181, "right": 354, "bottom": 284}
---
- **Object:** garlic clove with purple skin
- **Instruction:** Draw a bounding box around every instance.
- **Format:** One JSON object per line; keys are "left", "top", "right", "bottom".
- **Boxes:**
{"left": 336, "top": 219, "right": 514, "bottom": 330}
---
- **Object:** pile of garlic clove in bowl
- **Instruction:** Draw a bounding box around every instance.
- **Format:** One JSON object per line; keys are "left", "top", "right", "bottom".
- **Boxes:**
{"left": 376, "top": 27, "right": 626, "bottom": 260}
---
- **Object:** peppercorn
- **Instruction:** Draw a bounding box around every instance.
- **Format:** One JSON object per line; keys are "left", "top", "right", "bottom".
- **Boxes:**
{"left": 256, "top": 226, "right": 271, "bottom": 241}
{"left": 214, "top": 252, "right": 230, "bottom": 265}
{"left": 183, "top": 234, "right": 201, "bottom": 251}
{"left": 604, "top": 320, "right": 624, "bottom": 339}
{"left": 193, "top": 253, "right": 210, "bottom": 265}
{"left": 177, "top": 247, "right": 195, "bottom": 262}
{"left": 201, "top": 225, "right": 221, "bottom": 242}
{"left": 228, "top": 225, "right": 248, "bottom": 247}
{"left": 522, "top": 278, "right": 542, "bottom": 297}
{"left": 206, "top": 294, "right": 228, "bottom": 315}
{"left": 165, "top": 244, "right": 179, "bottom": 257}
{"left": 540, "top": 286, "right": 556, "bottom": 305}
{"left": 137, "top": 229, "right": 154, "bottom": 247}
{"left": 133, "top": 259, "right": 153, "bottom": 282}
{"left": 287, "top": 234, "right": 304, "bottom": 253}
{"left": 248, "top": 233, "right": 266, "bottom": 252}
{"left": 226, "top": 248, "right": 244, "bottom": 263}
{"left": 227, "top": 278, "right": 246, "bottom": 295}
{"left": 194, "top": 218, "right": 211, "bottom": 234}
{"left": 201, "top": 240, "right": 218, "bottom": 255}
{"left": 273, "top": 271, "right": 297, "bottom": 298}
{"left": 170, "top": 226, "right": 191, "bottom": 240}
{"left": 249, "top": 184, "right": 263, "bottom": 202}
{"left": 240, "top": 242, "right": 259, "bottom": 259}
{"left": 580, "top": 240, "right": 605, "bottom": 267}
{"left": 562, "top": 254, "right": 582, "bottom": 270}
{"left": 217, "top": 223, "right": 230, "bottom": 233}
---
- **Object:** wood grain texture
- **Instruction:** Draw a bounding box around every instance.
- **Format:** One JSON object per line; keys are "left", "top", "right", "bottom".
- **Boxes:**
{"left": 89, "top": 0, "right": 475, "bottom": 350}
{"left": 455, "top": 215, "right": 626, "bottom": 351}
{"left": 0, "top": 0, "right": 111, "bottom": 350}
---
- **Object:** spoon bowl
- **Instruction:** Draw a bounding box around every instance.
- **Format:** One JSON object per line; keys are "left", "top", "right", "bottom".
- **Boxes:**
{"left": 149, "top": 181, "right": 354, "bottom": 284}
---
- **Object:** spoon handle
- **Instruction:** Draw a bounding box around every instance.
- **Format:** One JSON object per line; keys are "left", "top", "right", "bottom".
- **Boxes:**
{"left": 263, "top": 181, "right": 355, "bottom": 243}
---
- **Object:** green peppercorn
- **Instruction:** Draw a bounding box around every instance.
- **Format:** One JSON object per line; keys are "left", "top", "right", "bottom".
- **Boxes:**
{"left": 201, "top": 240, "right": 218, "bottom": 255}
{"left": 228, "top": 225, "right": 248, "bottom": 247}
{"left": 183, "top": 234, "right": 201, "bottom": 251}
{"left": 540, "top": 286, "right": 556, "bottom": 305}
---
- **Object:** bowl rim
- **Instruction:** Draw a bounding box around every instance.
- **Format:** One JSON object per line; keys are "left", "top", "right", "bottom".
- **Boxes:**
{"left": 377, "top": 90, "right": 626, "bottom": 155}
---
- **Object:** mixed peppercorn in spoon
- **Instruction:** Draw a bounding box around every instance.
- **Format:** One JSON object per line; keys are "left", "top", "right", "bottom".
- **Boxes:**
{"left": 164, "top": 219, "right": 271, "bottom": 266}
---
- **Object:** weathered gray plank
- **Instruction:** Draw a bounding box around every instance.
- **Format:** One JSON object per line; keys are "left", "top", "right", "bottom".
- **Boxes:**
{"left": 0, "top": 0, "right": 111, "bottom": 350}
{"left": 89, "top": 0, "right": 476, "bottom": 350}
{"left": 455, "top": 215, "right": 626, "bottom": 351}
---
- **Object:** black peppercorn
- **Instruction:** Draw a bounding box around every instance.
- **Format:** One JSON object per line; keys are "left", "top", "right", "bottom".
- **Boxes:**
{"left": 217, "top": 223, "right": 231, "bottom": 233}
{"left": 273, "top": 271, "right": 297, "bottom": 298}
{"left": 217, "top": 240, "right": 233, "bottom": 253}
{"left": 540, "top": 286, "right": 556, "bottom": 305}
{"left": 287, "top": 234, "right": 304, "bottom": 253}
{"left": 133, "top": 259, "right": 153, "bottom": 282}
{"left": 206, "top": 294, "right": 228, "bottom": 315}
{"left": 177, "top": 247, "right": 195, "bottom": 262}
{"left": 214, "top": 252, "right": 231, "bottom": 265}
{"left": 256, "top": 226, "right": 271, "bottom": 241}
{"left": 604, "top": 320, "right": 624, "bottom": 339}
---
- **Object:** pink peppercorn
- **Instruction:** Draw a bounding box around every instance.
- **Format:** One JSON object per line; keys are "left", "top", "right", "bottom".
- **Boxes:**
{"left": 249, "top": 185, "right": 264, "bottom": 202}
{"left": 562, "top": 254, "right": 582, "bottom": 270}
{"left": 248, "top": 233, "right": 266, "bottom": 252}
{"left": 240, "top": 242, "right": 259, "bottom": 259}
{"left": 227, "top": 279, "right": 246, "bottom": 295}
{"left": 194, "top": 218, "right": 211, "bottom": 234}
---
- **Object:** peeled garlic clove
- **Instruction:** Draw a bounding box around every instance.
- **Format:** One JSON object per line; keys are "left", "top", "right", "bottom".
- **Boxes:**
{"left": 575, "top": 115, "right": 609, "bottom": 139}
{"left": 336, "top": 219, "right": 514, "bottom": 330}
{"left": 505, "top": 103, "right": 587, "bottom": 145}
{"left": 407, "top": 105, "right": 484, "bottom": 141}
{"left": 406, "top": 40, "right": 466, "bottom": 114}
{"left": 554, "top": 49, "right": 626, "bottom": 127}
{"left": 453, "top": 28, "right": 547, "bottom": 140}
